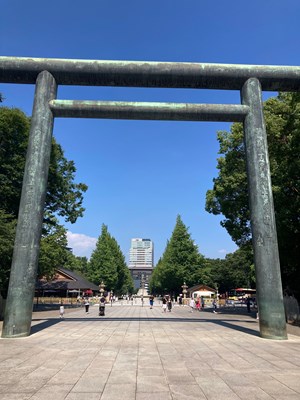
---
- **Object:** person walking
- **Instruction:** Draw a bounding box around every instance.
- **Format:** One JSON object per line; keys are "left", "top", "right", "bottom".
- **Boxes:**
{"left": 167, "top": 297, "right": 172, "bottom": 312}
{"left": 201, "top": 296, "right": 205, "bottom": 310}
{"left": 212, "top": 299, "right": 217, "bottom": 313}
{"left": 246, "top": 297, "right": 251, "bottom": 313}
{"left": 59, "top": 303, "right": 65, "bottom": 319}
{"left": 189, "top": 297, "right": 195, "bottom": 312}
{"left": 162, "top": 296, "right": 167, "bottom": 313}
{"left": 99, "top": 295, "right": 106, "bottom": 316}
{"left": 149, "top": 295, "right": 154, "bottom": 309}
{"left": 178, "top": 295, "right": 183, "bottom": 306}
{"left": 84, "top": 298, "right": 90, "bottom": 314}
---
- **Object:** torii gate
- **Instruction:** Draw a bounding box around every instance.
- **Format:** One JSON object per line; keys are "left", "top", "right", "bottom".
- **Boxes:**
{"left": 1, "top": 57, "right": 299, "bottom": 339}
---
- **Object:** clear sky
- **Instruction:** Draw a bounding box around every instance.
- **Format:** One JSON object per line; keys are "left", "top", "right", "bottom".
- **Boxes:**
{"left": 1, "top": 0, "right": 299, "bottom": 263}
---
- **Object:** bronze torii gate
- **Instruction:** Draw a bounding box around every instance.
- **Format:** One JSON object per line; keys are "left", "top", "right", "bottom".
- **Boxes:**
{"left": 1, "top": 57, "right": 299, "bottom": 340}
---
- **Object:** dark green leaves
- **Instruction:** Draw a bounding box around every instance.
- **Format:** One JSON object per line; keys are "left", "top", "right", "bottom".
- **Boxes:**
{"left": 0, "top": 106, "right": 87, "bottom": 223}
{"left": 150, "top": 215, "right": 205, "bottom": 295}
{"left": 205, "top": 93, "right": 300, "bottom": 295}
{"left": 88, "top": 224, "right": 134, "bottom": 294}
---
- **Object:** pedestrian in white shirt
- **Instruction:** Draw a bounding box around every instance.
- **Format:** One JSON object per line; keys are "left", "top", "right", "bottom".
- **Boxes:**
{"left": 189, "top": 297, "right": 195, "bottom": 312}
{"left": 59, "top": 303, "right": 65, "bottom": 319}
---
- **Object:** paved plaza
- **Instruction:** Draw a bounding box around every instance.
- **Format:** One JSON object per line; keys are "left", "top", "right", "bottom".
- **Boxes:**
{"left": 0, "top": 303, "right": 300, "bottom": 400}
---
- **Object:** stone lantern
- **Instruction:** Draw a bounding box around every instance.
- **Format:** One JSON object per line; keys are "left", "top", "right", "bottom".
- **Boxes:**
{"left": 99, "top": 281, "right": 106, "bottom": 298}
{"left": 182, "top": 282, "right": 188, "bottom": 305}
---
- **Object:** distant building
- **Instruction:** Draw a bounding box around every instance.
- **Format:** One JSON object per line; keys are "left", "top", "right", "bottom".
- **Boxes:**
{"left": 187, "top": 284, "right": 217, "bottom": 299}
{"left": 128, "top": 238, "right": 154, "bottom": 291}
{"left": 187, "top": 284, "right": 217, "bottom": 307}
{"left": 36, "top": 267, "right": 99, "bottom": 298}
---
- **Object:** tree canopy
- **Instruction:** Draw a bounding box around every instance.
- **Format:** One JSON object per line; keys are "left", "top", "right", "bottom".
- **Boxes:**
{"left": 0, "top": 106, "right": 88, "bottom": 297}
{"left": 150, "top": 215, "right": 205, "bottom": 295}
{"left": 205, "top": 93, "right": 300, "bottom": 296}
{"left": 88, "top": 224, "right": 134, "bottom": 294}
{"left": 38, "top": 222, "right": 72, "bottom": 281}
{"left": 0, "top": 107, "right": 88, "bottom": 223}
{"left": 0, "top": 210, "right": 16, "bottom": 297}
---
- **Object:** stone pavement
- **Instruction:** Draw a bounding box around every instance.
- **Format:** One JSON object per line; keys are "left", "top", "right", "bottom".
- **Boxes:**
{"left": 0, "top": 303, "right": 300, "bottom": 400}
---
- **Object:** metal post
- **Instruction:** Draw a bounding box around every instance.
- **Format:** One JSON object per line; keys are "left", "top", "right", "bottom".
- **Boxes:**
{"left": 2, "top": 71, "right": 57, "bottom": 338}
{"left": 241, "top": 78, "right": 287, "bottom": 340}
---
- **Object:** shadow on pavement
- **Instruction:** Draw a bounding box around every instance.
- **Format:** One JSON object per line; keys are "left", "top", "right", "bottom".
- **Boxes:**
{"left": 30, "top": 316, "right": 259, "bottom": 337}
{"left": 30, "top": 318, "right": 61, "bottom": 334}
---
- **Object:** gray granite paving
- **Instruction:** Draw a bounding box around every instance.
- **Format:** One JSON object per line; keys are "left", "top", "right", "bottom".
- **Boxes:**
{"left": 0, "top": 303, "right": 300, "bottom": 399}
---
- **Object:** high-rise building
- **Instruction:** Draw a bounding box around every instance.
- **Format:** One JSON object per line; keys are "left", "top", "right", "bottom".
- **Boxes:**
{"left": 129, "top": 238, "right": 154, "bottom": 268}
{"left": 128, "top": 238, "right": 154, "bottom": 291}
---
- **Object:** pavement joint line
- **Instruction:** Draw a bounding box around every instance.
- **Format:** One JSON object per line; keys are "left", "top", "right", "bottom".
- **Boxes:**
{"left": 0, "top": 304, "right": 299, "bottom": 399}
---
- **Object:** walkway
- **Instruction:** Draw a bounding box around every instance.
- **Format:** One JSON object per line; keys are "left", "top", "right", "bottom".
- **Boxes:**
{"left": 0, "top": 303, "right": 300, "bottom": 399}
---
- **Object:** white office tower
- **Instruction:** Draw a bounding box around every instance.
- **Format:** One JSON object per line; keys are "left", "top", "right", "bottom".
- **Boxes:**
{"left": 129, "top": 238, "right": 154, "bottom": 292}
{"left": 129, "top": 238, "right": 154, "bottom": 268}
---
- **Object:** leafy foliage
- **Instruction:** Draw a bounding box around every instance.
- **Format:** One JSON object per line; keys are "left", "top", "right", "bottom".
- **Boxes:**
{"left": 205, "top": 93, "right": 300, "bottom": 295}
{"left": 150, "top": 215, "right": 205, "bottom": 295}
{"left": 0, "top": 210, "right": 16, "bottom": 298}
{"left": 46, "top": 144, "right": 88, "bottom": 224}
{"left": 88, "top": 224, "right": 134, "bottom": 294}
{"left": 67, "top": 255, "right": 89, "bottom": 276}
{"left": 207, "top": 246, "right": 255, "bottom": 292}
{"left": 0, "top": 107, "right": 30, "bottom": 216}
{"left": 0, "top": 107, "right": 88, "bottom": 222}
{"left": 38, "top": 222, "right": 73, "bottom": 280}
{"left": 0, "top": 106, "right": 88, "bottom": 296}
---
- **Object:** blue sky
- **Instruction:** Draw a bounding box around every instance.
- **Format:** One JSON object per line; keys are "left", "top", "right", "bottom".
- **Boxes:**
{"left": 1, "top": 0, "right": 299, "bottom": 263}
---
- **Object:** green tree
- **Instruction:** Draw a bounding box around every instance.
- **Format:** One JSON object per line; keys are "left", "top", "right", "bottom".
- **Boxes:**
{"left": 67, "top": 255, "right": 89, "bottom": 276}
{"left": 205, "top": 93, "right": 300, "bottom": 295}
{"left": 149, "top": 257, "right": 164, "bottom": 294}
{"left": 220, "top": 245, "right": 255, "bottom": 293}
{"left": 187, "top": 246, "right": 254, "bottom": 296}
{"left": 110, "top": 234, "right": 134, "bottom": 294}
{"left": 0, "top": 107, "right": 30, "bottom": 216}
{"left": 38, "top": 223, "right": 71, "bottom": 280}
{"left": 0, "top": 106, "right": 88, "bottom": 296}
{"left": 0, "top": 210, "right": 16, "bottom": 297}
{"left": 0, "top": 106, "right": 88, "bottom": 222}
{"left": 193, "top": 257, "right": 223, "bottom": 289}
{"left": 150, "top": 215, "right": 205, "bottom": 295}
{"left": 88, "top": 224, "right": 134, "bottom": 294}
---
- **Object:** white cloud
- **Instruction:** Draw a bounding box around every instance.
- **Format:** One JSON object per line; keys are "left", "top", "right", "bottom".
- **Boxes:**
{"left": 67, "top": 231, "right": 97, "bottom": 259}
{"left": 218, "top": 249, "right": 228, "bottom": 255}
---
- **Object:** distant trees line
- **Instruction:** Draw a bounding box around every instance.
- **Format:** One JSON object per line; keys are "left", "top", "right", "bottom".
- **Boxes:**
{"left": 149, "top": 215, "right": 255, "bottom": 296}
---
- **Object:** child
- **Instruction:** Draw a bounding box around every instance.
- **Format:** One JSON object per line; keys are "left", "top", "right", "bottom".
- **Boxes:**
{"left": 59, "top": 303, "right": 65, "bottom": 319}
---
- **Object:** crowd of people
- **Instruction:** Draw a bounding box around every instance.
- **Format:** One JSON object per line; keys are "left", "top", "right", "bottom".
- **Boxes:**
{"left": 59, "top": 293, "right": 222, "bottom": 318}
{"left": 189, "top": 296, "right": 208, "bottom": 312}
{"left": 161, "top": 295, "right": 173, "bottom": 312}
